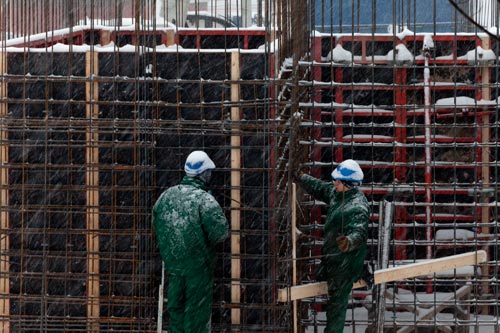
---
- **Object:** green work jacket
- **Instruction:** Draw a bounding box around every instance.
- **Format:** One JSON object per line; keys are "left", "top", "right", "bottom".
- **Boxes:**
{"left": 300, "top": 174, "right": 370, "bottom": 282}
{"left": 152, "top": 176, "right": 229, "bottom": 275}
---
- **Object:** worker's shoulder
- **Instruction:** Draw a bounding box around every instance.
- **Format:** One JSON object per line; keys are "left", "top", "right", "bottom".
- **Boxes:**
{"left": 164, "top": 184, "right": 207, "bottom": 197}
{"left": 349, "top": 190, "right": 370, "bottom": 208}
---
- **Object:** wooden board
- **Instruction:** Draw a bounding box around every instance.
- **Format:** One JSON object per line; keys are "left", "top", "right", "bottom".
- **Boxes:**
{"left": 278, "top": 279, "right": 367, "bottom": 303}
{"left": 374, "top": 250, "right": 486, "bottom": 284}
{"left": 230, "top": 50, "right": 241, "bottom": 327}
{"left": 85, "top": 51, "right": 100, "bottom": 333}
{"left": 278, "top": 250, "right": 486, "bottom": 302}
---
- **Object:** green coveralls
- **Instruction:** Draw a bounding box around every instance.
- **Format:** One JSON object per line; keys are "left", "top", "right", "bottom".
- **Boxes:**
{"left": 152, "top": 176, "right": 229, "bottom": 333}
{"left": 300, "top": 174, "right": 370, "bottom": 333}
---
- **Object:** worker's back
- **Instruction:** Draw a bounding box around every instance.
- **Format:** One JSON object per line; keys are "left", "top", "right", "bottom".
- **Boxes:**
{"left": 152, "top": 175, "right": 228, "bottom": 276}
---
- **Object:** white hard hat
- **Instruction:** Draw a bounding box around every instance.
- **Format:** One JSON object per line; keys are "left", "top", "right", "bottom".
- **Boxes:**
{"left": 331, "top": 159, "right": 364, "bottom": 184}
{"left": 184, "top": 151, "right": 216, "bottom": 176}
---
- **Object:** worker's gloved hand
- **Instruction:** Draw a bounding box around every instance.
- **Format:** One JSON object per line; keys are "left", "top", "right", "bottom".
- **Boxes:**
{"left": 336, "top": 235, "right": 350, "bottom": 252}
{"left": 360, "top": 262, "right": 374, "bottom": 288}
{"left": 292, "top": 169, "right": 306, "bottom": 182}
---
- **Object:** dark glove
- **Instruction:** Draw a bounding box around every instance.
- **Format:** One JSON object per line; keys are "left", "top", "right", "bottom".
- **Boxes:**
{"left": 292, "top": 169, "right": 305, "bottom": 182}
{"left": 336, "top": 235, "right": 350, "bottom": 252}
{"left": 360, "top": 262, "right": 374, "bottom": 288}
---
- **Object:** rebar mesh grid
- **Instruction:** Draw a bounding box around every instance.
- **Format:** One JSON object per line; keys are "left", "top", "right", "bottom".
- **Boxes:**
{"left": 293, "top": 19, "right": 500, "bottom": 332}
{"left": 0, "top": 1, "right": 499, "bottom": 333}
{"left": 0, "top": 0, "right": 286, "bottom": 330}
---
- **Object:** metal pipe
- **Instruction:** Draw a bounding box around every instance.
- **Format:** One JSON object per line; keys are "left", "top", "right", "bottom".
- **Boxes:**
{"left": 423, "top": 43, "right": 433, "bottom": 263}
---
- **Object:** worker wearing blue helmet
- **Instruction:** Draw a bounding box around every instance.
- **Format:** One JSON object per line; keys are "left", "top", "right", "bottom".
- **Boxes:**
{"left": 297, "top": 159, "right": 370, "bottom": 333}
{"left": 152, "top": 151, "right": 228, "bottom": 333}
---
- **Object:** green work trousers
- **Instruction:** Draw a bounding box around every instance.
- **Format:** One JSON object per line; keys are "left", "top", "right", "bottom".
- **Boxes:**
{"left": 325, "top": 277, "right": 354, "bottom": 333}
{"left": 167, "top": 270, "right": 214, "bottom": 333}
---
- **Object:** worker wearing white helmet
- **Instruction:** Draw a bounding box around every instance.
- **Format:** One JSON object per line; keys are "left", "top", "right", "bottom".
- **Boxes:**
{"left": 184, "top": 150, "right": 216, "bottom": 184}
{"left": 152, "top": 150, "right": 228, "bottom": 332}
{"left": 330, "top": 158, "right": 364, "bottom": 188}
{"left": 297, "top": 159, "right": 370, "bottom": 333}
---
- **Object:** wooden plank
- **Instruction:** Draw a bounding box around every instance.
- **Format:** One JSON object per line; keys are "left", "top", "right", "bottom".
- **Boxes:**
{"left": 278, "top": 251, "right": 486, "bottom": 302}
{"left": 99, "top": 30, "right": 111, "bottom": 46}
{"left": 374, "top": 250, "right": 486, "bottom": 284}
{"left": 278, "top": 281, "right": 326, "bottom": 302}
{"left": 164, "top": 30, "right": 175, "bottom": 46}
{"left": 85, "top": 51, "right": 100, "bottom": 333}
{"left": 0, "top": 51, "right": 10, "bottom": 333}
{"left": 292, "top": 183, "right": 297, "bottom": 333}
{"left": 230, "top": 51, "right": 241, "bottom": 328}
{"left": 278, "top": 280, "right": 367, "bottom": 303}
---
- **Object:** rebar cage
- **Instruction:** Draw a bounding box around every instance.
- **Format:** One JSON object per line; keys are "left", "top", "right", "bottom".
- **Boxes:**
{"left": 0, "top": 0, "right": 499, "bottom": 332}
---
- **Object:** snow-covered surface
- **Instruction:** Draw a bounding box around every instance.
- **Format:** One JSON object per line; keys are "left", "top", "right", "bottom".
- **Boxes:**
{"left": 5, "top": 41, "right": 271, "bottom": 54}
{"left": 396, "top": 27, "right": 415, "bottom": 40}
{"left": 435, "top": 228, "right": 475, "bottom": 240}
{"left": 435, "top": 96, "right": 500, "bottom": 108}
{"left": 6, "top": 43, "right": 93, "bottom": 53}
{"left": 301, "top": 80, "right": 394, "bottom": 87}
{"left": 458, "top": 46, "right": 496, "bottom": 63}
{"left": 305, "top": 308, "right": 498, "bottom": 333}
{"left": 258, "top": 38, "right": 280, "bottom": 52}
{"left": 1, "top": 26, "right": 86, "bottom": 47}
{"left": 423, "top": 33, "right": 434, "bottom": 50}
{"left": 415, "top": 54, "right": 455, "bottom": 61}
{"left": 343, "top": 134, "right": 394, "bottom": 140}
{"left": 344, "top": 107, "right": 394, "bottom": 115}
{"left": 1, "top": 21, "right": 177, "bottom": 47}
{"left": 299, "top": 99, "right": 394, "bottom": 110}
{"left": 411, "top": 81, "right": 469, "bottom": 87}
{"left": 317, "top": 31, "right": 489, "bottom": 39}
{"left": 78, "top": 17, "right": 176, "bottom": 31}
{"left": 5, "top": 42, "right": 148, "bottom": 53}
{"left": 365, "top": 55, "right": 391, "bottom": 62}
{"left": 413, "top": 46, "right": 495, "bottom": 62}
{"left": 325, "top": 44, "right": 353, "bottom": 63}
{"left": 2, "top": 18, "right": 267, "bottom": 52}
{"left": 386, "top": 43, "right": 414, "bottom": 63}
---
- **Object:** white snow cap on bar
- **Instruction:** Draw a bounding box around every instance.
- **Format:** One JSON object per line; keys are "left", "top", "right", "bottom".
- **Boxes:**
{"left": 326, "top": 44, "right": 353, "bottom": 63}
{"left": 386, "top": 44, "right": 414, "bottom": 64}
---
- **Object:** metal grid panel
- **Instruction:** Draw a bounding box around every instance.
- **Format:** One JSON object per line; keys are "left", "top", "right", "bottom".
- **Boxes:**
{"left": 295, "top": 15, "right": 500, "bottom": 332}
{"left": 0, "top": 0, "right": 285, "bottom": 329}
{"left": 0, "top": 1, "right": 499, "bottom": 333}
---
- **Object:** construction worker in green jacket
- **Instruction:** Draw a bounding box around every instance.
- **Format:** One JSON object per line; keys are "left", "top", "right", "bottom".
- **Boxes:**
{"left": 298, "top": 159, "right": 370, "bottom": 333}
{"left": 152, "top": 150, "right": 229, "bottom": 333}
